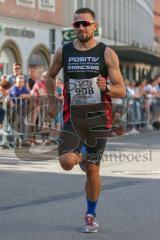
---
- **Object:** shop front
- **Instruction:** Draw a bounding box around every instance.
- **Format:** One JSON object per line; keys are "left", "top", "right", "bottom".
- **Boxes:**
{"left": 109, "top": 45, "right": 160, "bottom": 82}
{"left": 0, "top": 21, "right": 51, "bottom": 75}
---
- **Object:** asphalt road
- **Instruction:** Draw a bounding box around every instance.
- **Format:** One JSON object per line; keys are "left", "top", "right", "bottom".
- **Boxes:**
{"left": 0, "top": 131, "right": 160, "bottom": 240}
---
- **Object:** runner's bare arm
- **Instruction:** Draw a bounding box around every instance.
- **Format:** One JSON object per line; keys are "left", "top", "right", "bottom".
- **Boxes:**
{"left": 105, "top": 47, "right": 126, "bottom": 97}
{"left": 97, "top": 47, "right": 126, "bottom": 98}
{"left": 46, "top": 47, "right": 62, "bottom": 116}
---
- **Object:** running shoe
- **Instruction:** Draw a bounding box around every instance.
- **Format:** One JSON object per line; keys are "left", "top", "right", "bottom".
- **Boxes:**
{"left": 81, "top": 214, "right": 99, "bottom": 233}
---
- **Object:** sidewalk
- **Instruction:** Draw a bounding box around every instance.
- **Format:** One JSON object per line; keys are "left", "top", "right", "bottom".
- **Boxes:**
{"left": 0, "top": 130, "right": 160, "bottom": 179}
{"left": 0, "top": 143, "right": 160, "bottom": 179}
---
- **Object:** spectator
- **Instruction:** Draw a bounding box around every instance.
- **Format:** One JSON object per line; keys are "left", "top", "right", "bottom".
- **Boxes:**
{"left": 9, "top": 74, "right": 30, "bottom": 146}
{"left": 140, "top": 79, "right": 147, "bottom": 92}
{"left": 0, "top": 74, "right": 7, "bottom": 81}
{"left": 153, "top": 76, "right": 160, "bottom": 129}
{"left": 154, "top": 75, "right": 160, "bottom": 92}
{"left": 0, "top": 74, "right": 12, "bottom": 97}
{"left": 52, "top": 78, "right": 64, "bottom": 143}
{"left": 0, "top": 107, "right": 5, "bottom": 134}
{"left": 31, "top": 71, "right": 47, "bottom": 97}
{"left": 144, "top": 78, "right": 159, "bottom": 98}
{"left": 7, "top": 63, "right": 27, "bottom": 86}
{"left": 144, "top": 79, "right": 159, "bottom": 128}
{"left": 134, "top": 82, "right": 145, "bottom": 128}
{"left": 26, "top": 68, "right": 39, "bottom": 91}
{"left": 126, "top": 80, "right": 145, "bottom": 130}
{"left": 30, "top": 71, "right": 48, "bottom": 145}
{"left": 9, "top": 74, "right": 30, "bottom": 99}
{"left": 0, "top": 75, "right": 11, "bottom": 135}
{"left": 126, "top": 81, "right": 136, "bottom": 128}
{"left": 138, "top": 80, "right": 147, "bottom": 127}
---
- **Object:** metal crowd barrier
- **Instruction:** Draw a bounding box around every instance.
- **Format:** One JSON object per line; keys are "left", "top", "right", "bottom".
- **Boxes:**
{"left": 0, "top": 96, "right": 49, "bottom": 148}
{"left": 0, "top": 95, "right": 160, "bottom": 148}
{"left": 125, "top": 95, "right": 160, "bottom": 131}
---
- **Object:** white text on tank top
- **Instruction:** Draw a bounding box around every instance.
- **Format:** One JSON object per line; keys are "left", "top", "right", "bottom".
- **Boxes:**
{"left": 69, "top": 77, "right": 101, "bottom": 105}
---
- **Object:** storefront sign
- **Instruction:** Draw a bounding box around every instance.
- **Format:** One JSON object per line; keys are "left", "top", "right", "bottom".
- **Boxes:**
{"left": 0, "top": 25, "right": 35, "bottom": 38}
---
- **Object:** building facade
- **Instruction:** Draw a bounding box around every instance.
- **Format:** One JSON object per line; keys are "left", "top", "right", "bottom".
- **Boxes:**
{"left": 154, "top": 0, "right": 160, "bottom": 50}
{"left": 153, "top": 0, "right": 160, "bottom": 75}
{"left": 63, "top": 0, "right": 154, "bottom": 47}
{"left": 0, "top": 0, "right": 63, "bottom": 74}
{"left": 62, "top": 0, "right": 160, "bottom": 81}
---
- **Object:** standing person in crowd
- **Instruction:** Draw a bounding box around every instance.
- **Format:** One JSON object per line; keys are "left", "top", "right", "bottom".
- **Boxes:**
{"left": 46, "top": 8, "right": 126, "bottom": 233}
{"left": 31, "top": 71, "right": 49, "bottom": 145}
{"left": 0, "top": 107, "right": 5, "bottom": 134}
{"left": 0, "top": 75, "right": 12, "bottom": 135}
{"left": 31, "top": 71, "right": 48, "bottom": 97}
{"left": 155, "top": 75, "right": 160, "bottom": 92}
{"left": 0, "top": 74, "right": 8, "bottom": 82}
{"left": 8, "top": 63, "right": 27, "bottom": 86}
{"left": 9, "top": 74, "right": 30, "bottom": 99}
{"left": 144, "top": 78, "right": 159, "bottom": 98}
{"left": 126, "top": 81, "right": 142, "bottom": 130}
{"left": 27, "top": 68, "right": 39, "bottom": 91}
{"left": 152, "top": 76, "right": 160, "bottom": 129}
{"left": 144, "top": 78, "right": 159, "bottom": 129}
{"left": 9, "top": 74, "right": 30, "bottom": 146}
{"left": 0, "top": 74, "right": 12, "bottom": 97}
{"left": 52, "top": 78, "right": 64, "bottom": 143}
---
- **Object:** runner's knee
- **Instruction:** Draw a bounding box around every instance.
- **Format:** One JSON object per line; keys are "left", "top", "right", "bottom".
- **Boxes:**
{"left": 59, "top": 153, "right": 78, "bottom": 170}
{"left": 86, "top": 163, "right": 100, "bottom": 176}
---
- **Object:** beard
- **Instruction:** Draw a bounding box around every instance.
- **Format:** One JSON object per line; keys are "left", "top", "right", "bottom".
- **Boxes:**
{"left": 77, "top": 32, "right": 94, "bottom": 42}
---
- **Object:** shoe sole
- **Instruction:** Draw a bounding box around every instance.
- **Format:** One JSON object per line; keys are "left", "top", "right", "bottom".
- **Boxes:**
{"left": 81, "top": 227, "right": 98, "bottom": 233}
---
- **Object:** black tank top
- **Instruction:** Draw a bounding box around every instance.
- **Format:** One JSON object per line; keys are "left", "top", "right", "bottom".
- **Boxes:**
{"left": 62, "top": 41, "right": 108, "bottom": 80}
{"left": 62, "top": 41, "right": 109, "bottom": 123}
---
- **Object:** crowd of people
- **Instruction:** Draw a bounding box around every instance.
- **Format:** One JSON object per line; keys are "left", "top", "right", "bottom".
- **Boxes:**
{"left": 0, "top": 62, "right": 64, "bottom": 146}
{"left": 0, "top": 62, "right": 160, "bottom": 147}
{"left": 125, "top": 76, "right": 160, "bottom": 130}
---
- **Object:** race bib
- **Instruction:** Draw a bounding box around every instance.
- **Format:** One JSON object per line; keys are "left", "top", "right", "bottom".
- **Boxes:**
{"left": 69, "top": 77, "right": 101, "bottom": 105}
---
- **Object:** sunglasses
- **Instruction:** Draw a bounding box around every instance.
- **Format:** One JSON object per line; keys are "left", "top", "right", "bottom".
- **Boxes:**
{"left": 73, "top": 20, "right": 94, "bottom": 28}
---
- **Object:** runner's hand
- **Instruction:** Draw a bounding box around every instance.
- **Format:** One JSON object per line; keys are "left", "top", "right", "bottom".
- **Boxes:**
{"left": 97, "top": 74, "right": 107, "bottom": 92}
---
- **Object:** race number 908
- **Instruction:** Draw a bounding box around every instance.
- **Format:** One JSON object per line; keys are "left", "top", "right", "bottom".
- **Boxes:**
{"left": 75, "top": 87, "right": 94, "bottom": 95}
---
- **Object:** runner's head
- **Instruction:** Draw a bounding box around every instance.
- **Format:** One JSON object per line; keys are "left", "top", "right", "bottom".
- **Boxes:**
{"left": 73, "top": 8, "right": 97, "bottom": 43}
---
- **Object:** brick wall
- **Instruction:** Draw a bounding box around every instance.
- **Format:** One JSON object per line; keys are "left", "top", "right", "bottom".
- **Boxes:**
{"left": 154, "top": 0, "right": 160, "bottom": 40}
{"left": 0, "top": 0, "right": 64, "bottom": 26}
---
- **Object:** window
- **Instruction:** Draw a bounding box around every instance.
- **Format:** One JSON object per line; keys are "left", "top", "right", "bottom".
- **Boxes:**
{"left": 39, "top": 0, "right": 55, "bottom": 11}
{"left": 41, "top": 0, "right": 53, "bottom": 7}
{"left": 16, "top": 0, "right": 35, "bottom": 8}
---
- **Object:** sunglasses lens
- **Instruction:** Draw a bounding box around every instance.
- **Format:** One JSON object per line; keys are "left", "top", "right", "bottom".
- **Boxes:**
{"left": 73, "top": 21, "right": 92, "bottom": 28}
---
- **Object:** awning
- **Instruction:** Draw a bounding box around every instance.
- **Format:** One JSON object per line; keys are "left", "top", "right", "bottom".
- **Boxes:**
{"left": 108, "top": 45, "right": 160, "bottom": 66}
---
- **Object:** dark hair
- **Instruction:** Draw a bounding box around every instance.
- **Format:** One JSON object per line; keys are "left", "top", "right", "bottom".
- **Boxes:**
{"left": 13, "top": 62, "right": 22, "bottom": 67}
{"left": 74, "top": 8, "right": 95, "bottom": 19}
{"left": 154, "top": 75, "right": 160, "bottom": 80}
{"left": 0, "top": 79, "right": 11, "bottom": 90}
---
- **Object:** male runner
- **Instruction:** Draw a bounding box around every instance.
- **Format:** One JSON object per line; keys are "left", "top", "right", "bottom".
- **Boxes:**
{"left": 46, "top": 8, "right": 126, "bottom": 233}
